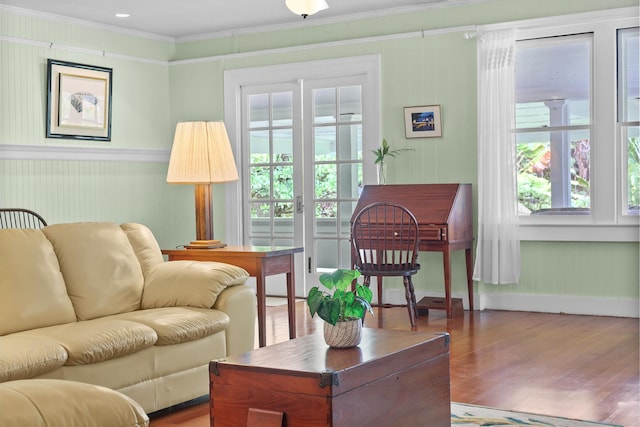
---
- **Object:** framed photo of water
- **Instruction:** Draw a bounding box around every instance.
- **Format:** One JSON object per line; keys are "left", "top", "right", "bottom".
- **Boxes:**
{"left": 46, "top": 59, "right": 113, "bottom": 141}
{"left": 404, "top": 105, "right": 442, "bottom": 138}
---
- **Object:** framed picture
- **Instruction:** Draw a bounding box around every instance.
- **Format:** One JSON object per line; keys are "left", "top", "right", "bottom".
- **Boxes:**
{"left": 404, "top": 105, "right": 442, "bottom": 138}
{"left": 46, "top": 59, "right": 112, "bottom": 141}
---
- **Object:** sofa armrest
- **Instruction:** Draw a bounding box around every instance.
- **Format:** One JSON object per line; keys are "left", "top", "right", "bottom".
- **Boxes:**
{"left": 213, "top": 285, "right": 257, "bottom": 356}
{"left": 141, "top": 261, "right": 249, "bottom": 309}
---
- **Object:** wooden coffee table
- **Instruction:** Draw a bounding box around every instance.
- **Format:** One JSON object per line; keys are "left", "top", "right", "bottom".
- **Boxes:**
{"left": 209, "top": 328, "right": 451, "bottom": 427}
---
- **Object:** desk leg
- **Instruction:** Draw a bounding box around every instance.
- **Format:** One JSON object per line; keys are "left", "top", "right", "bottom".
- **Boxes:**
{"left": 286, "top": 255, "right": 296, "bottom": 340}
{"left": 256, "top": 268, "right": 267, "bottom": 348}
{"left": 443, "top": 249, "right": 452, "bottom": 319}
{"left": 465, "top": 248, "right": 474, "bottom": 311}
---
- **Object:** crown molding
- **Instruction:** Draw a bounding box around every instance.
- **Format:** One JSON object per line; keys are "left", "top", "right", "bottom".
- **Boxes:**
{"left": 0, "top": 35, "right": 168, "bottom": 65}
{"left": 171, "top": 25, "right": 476, "bottom": 65}
{"left": 0, "top": 4, "right": 174, "bottom": 43}
{"left": 176, "top": 0, "right": 489, "bottom": 43}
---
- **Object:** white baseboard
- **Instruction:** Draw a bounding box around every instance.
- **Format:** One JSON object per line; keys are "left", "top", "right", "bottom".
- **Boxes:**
{"left": 477, "top": 293, "right": 640, "bottom": 318}
{"left": 382, "top": 289, "right": 639, "bottom": 318}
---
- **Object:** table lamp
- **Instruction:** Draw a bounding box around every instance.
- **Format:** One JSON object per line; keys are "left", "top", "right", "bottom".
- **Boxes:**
{"left": 166, "top": 121, "right": 238, "bottom": 249}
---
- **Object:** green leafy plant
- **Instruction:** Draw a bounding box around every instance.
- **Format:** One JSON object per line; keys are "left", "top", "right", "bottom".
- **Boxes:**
{"left": 371, "top": 139, "right": 414, "bottom": 184}
{"left": 371, "top": 138, "right": 414, "bottom": 165}
{"left": 307, "top": 269, "right": 373, "bottom": 326}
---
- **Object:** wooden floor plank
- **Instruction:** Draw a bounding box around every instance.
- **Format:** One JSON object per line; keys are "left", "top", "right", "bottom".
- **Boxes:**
{"left": 150, "top": 303, "right": 639, "bottom": 427}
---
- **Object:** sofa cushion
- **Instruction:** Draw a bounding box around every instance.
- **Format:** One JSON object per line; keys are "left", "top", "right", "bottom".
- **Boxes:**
{"left": 0, "top": 335, "right": 68, "bottom": 381}
{"left": 114, "top": 307, "right": 230, "bottom": 345}
{"left": 43, "top": 222, "right": 145, "bottom": 321}
{"left": 0, "top": 229, "right": 76, "bottom": 335}
{"left": 142, "top": 261, "right": 249, "bottom": 309}
{"left": 120, "top": 223, "right": 165, "bottom": 278}
{"left": 21, "top": 318, "right": 157, "bottom": 365}
{"left": 0, "top": 379, "right": 149, "bottom": 427}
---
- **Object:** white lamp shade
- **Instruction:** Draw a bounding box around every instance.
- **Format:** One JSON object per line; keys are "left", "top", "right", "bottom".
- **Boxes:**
{"left": 166, "top": 121, "right": 239, "bottom": 184}
{"left": 286, "top": 0, "right": 328, "bottom": 16}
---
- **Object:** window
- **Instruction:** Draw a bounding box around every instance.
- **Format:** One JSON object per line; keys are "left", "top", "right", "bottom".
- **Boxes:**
{"left": 515, "top": 34, "right": 592, "bottom": 215}
{"left": 618, "top": 27, "right": 640, "bottom": 216}
{"left": 512, "top": 10, "right": 639, "bottom": 241}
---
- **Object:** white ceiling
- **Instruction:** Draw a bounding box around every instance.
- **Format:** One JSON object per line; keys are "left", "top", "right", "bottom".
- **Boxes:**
{"left": 0, "top": 0, "right": 478, "bottom": 39}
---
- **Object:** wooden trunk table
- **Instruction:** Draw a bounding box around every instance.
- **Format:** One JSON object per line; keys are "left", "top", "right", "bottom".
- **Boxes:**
{"left": 209, "top": 328, "right": 451, "bottom": 427}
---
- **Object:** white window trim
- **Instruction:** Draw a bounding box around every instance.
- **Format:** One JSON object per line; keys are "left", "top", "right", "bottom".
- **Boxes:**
{"left": 486, "top": 9, "right": 639, "bottom": 242}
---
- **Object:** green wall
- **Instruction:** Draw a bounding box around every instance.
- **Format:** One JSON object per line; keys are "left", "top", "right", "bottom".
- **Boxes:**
{"left": 0, "top": 9, "right": 193, "bottom": 247}
{"left": 1, "top": 0, "right": 638, "bottom": 315}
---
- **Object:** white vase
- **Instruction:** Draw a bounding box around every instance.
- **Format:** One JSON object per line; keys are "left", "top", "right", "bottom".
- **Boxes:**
{"left": 323, "top": 318, "right": 362, "bottom": 348}
{"left": 377, "top": 162, "right": 387, "bottom": 185}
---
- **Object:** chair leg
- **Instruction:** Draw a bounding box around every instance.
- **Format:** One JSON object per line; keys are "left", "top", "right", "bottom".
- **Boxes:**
{"left": 408, "top": 277, "right": 418, "bottom": 318}
{"left": 363, "top": 275, "right": 371, "bottom": 286}
{"left": 402, "top": 276, "right": 416, "bottom": 327}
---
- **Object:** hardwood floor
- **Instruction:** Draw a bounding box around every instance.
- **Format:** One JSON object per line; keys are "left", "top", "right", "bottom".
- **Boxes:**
{"left": 150, "top": 302, "right": 640, "bottom": 427}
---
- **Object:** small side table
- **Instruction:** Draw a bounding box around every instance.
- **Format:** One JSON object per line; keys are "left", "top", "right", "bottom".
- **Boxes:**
{"left": 161, "top": 246, "right": 303, "bottom": 348}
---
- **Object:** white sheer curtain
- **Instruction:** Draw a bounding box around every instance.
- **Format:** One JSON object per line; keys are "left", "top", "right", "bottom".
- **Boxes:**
{"left": 472, "top": 28, "right": 521, "bottom": 285}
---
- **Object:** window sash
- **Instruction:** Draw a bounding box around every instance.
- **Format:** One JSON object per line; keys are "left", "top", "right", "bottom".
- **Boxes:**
{"left": 510, "top": 12, "right": 639, "bottom": 241}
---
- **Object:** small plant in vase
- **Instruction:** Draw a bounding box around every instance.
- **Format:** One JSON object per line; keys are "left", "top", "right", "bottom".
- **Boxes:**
{"left": 307, "top": 269, "right": 373, "bottom": 348}
{"left": 371, "top": 138, "right": 414, "bottom": 185}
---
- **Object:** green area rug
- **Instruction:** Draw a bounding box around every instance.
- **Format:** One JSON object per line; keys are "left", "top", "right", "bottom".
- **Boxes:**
{"left": 451, "top": 403, "right": 622, "bottom": 427}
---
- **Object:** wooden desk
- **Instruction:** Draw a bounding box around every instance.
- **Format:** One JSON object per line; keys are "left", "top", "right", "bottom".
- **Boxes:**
{"left": 352, "top": 184, "right": 474, "bottom": 319}
{"left": 162, "top": 246, "right": 303, "bottom": 348}
{"left": 209, "top": 329, "right": 451, "bottom": 426}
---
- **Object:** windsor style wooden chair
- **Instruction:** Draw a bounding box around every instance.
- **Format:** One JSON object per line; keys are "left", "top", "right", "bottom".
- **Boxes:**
{"left": 0, "top": 208, "right": 48, "bottom": 229}
{"left": 351, "top": 202, "right": 421, "bottom": 327}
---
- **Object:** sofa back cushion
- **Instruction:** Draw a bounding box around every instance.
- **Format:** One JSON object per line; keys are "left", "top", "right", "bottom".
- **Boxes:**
{"left": 120, "top": 223, "right": 164, "bottom": 278}
{"left": 0, "top": 229, "right": 76, "bottom": 335}
{"left": 43, "top": 222, "right": 144, "bottom": 321}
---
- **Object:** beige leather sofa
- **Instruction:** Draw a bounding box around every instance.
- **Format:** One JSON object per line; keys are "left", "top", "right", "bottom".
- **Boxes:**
{"left": 0, "top": 379, "right": 150, "bottom": 427}
{"left": 0, "top": 222, "right": 257, "bottom": 413}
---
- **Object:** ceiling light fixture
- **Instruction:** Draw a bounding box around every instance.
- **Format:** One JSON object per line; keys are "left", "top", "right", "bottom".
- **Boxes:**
{"left": 285, "top": 0, "right": 328, "bottom": 19}
{"left": 115, "top": 13, "right": 130, "bottom": 18}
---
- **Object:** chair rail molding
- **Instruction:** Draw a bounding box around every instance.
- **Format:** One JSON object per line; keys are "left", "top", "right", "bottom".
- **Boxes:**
{"left": 0, "top": 144, "right": 170, "bottom": 163}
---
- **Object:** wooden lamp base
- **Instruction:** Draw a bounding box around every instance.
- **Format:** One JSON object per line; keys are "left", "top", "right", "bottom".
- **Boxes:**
{"left": 185, "top": 240, "right": 227, "bottom": 249}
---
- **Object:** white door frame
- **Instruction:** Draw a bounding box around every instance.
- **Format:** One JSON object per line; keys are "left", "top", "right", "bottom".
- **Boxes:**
{"left": 223, "top": 55, "right": 381, "bottom": 295}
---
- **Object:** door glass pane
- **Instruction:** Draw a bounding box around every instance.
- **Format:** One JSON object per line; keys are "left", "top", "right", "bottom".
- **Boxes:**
{"left": 339, "top": 201, "right": 358, "bottom": 236}
{"left": 338, "top": 124, "right": 362, "bottom": 161}
{"left": 339, "top": 86, "right": 362, "bottom": 120}
{"left": 340, "top": 239, "right": 353, "bottom": 268}
{"left": 273, "top": 128, "right": 293, "bottom": 162}
{"left": 250, "top": 202, "right": 270, "bottom": 220}
{"left": 339, "top": 163, "right": 362, "bottom": 198}
{"left": 315, "top": 201, "right": 337, "bottom": 219}
{"left": 315, "top": 164, "right": 336, "bottom": 199}
{"left": 249, "top": 94, "right": 269, "bottom": 128}
{"left": 314, "top": 88, "right": 336, "bottom": 124}
{"left": 315, "top": 127, "right": 336, "bottom": 161}
{"left": 272, "top": 92, "right": 293, "bottom": 127}
{"left": 249, "top": 130, "right": 269, "bottom": 163}
{"left": 250, "top": 166, "right": 270, "bottom": 199}
{"left": 316, "top": 239, "right": 338, "bottom": 271}
{"left": 273, "top": 165, "right": 293, "bottom": 199}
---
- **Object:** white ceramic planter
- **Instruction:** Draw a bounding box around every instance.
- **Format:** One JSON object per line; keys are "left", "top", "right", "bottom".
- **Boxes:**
{"left": 323, "top": 318, "right": 362, "bottom": 348}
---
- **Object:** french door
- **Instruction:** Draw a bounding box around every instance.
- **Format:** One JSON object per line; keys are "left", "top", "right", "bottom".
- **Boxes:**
{"left": 224, "top": 56, "right": 381, "bottom": 296}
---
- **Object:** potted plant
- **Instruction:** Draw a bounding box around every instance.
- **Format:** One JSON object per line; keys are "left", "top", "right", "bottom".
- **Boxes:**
{"left": 307, "top": 269, "right": 374, "bottom": 348}
{"left": 371, "top": 138, "right": 414, "bottom": 184}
